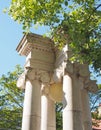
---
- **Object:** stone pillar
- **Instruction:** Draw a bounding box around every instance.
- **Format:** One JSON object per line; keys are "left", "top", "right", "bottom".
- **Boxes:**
{"left": 78, "top": 65, "right": 98, "bottom": 130}
{"left": 81, "top": 80, "right": 97, "bottom": 130}
{"left": 81, "top": 89, "right": 92, "bottom": 130}
{"left": 41, "top": 93, "right": 56, "bottom": 130}
{"left": 22, "top": 79, "right": 41, "bottom": 130}
{"left": 16, "top": 33, "right": 55, "bottom": 130}
{"left": 63, "top": 74, "right": 83, "bottom": 130}
{"left": 47, "top": 98, "right": 56, "bottom": 130}
{"left": 41, "top": 90, "right": 56, "bottom": 130}
{"left": 41, "top": 92, "right": 48, "bottom": 130}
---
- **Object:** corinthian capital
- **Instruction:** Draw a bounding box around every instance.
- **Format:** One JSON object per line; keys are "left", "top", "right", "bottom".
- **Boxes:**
{"left": 17, "top": 67, "right": 35, "bottom": 89}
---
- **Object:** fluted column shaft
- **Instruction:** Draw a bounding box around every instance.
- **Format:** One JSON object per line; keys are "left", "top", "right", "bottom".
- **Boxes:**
{"left": 47, "top": 98, "right": 56, "bottom": 130}
{"left": 41, "top": 84, "right": 56, "bottom": 130}
{"left": 22, "top": 79, "right": 41, "bottom": 130}
{"left": 63, "top": 74, "right": 83, "bottom": 130}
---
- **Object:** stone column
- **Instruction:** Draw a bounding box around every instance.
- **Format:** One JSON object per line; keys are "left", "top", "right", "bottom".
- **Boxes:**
{"left": 47, "top": 97, "right": 56, "bottom": 130}
{"left": 41, "top": 90, "right": 56, "bottom": 130}
{"left": 81, "top": 88, "right": 92, "bottom": 130}
{"left": 78, "top": 64, "right": 98, "bottom": 130}
{"left": 63, "top": 74, "right": 83, "bottom": 130}
{"left": 16, "top": 33, "right": 56, "bottom": 130}
{"left": 40, "top": 72, "right": 56, "bottom": 130}
{"left": 41, "top": 93, "right": 56, "bottom": 130}
{"left": 21, "top": 69, "right": 41, "bottom": 130}
{"left": 41, "top": 92, "right": 48, "bottom": 130}
{"left": 79, "top": 75, "right": 98, "bottom": 130}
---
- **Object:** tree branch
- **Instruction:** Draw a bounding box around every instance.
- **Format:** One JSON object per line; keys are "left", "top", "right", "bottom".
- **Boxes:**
{"left": 95, "top": 4, "right": 101, "bottom": 10}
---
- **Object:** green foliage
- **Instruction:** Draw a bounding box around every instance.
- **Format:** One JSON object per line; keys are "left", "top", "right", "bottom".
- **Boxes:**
{"left": 0, "top": 108, "right": 22, "bottom": 129}
{"left": 8, "top": 0, "right": 65, "bottom": 30}
{"left": 56, "top": 103, "right": 63, "bottom": 130}
{"left": 90, "top": 84, "right": 101, "bottom": 112}
{"left": 0, "top": 65, "right": 24, "bottom": 129}
{"left": 7, "top": 0, "right": 101, "bottom": 73}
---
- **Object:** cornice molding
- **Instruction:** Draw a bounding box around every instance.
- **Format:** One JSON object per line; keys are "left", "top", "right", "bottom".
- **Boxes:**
{"left": 16, "top": 33, "right": 54, "bottom": 56}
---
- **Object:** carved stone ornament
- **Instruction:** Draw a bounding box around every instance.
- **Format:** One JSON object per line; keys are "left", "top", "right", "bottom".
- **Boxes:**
{"left": 17, "top": 72, "right": 26, "bottom": 89}
{"left": 40, "top": 71, "right": 51, "bottom": 83}
{"left": 18, "top": 66, "right": 51, "bottom": 87}
{"left": 25, "top": 67, "right": 36, "bottom": 80}
{"left": 25, "top": 67, "right": 48, "bottom": 82}
{"left": 78, "top": 64, "right": 90, "bottom": 77}
{"left": 66, "top": 61, "right": 73, "bottom": 74}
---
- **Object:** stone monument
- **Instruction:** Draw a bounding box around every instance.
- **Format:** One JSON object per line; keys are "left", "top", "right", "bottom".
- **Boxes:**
{"left": 16, "top": 33, "right": 98, "bottom": 130}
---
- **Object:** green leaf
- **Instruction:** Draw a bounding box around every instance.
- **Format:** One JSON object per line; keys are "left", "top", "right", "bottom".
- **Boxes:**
{"left": 64, "top": 1, "right": 68, "bottom": 6}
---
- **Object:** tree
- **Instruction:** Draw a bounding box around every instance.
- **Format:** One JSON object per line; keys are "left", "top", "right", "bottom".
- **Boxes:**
{"left": 7, "top": 0, "right": 101, "bottom": 73}
{"left": 0, "top": 65, "right": 24, "bottom": 129}
{"left": 56, "top": 103, "right": 63, "bottom": 130}
{"left": 90, "top": 84, "right": 101, "bottom": 112}
{"left": 90, "top": 84, "right": 101, "bottom": 122}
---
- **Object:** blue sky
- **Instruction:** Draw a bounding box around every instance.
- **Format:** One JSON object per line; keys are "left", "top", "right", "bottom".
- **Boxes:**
{"left": 0, "top": 1, "right": 49, "bottom": 77}
{"left": 0, "top": 1, "right": 23, "bottom": 76}
{"left": 0, "top": 1, "right": 101, "bottom": 84}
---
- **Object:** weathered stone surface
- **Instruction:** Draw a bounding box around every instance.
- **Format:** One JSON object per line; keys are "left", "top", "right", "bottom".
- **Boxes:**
{"left": 16, "top": 33, "right": 55, "bottom": 72}
{"left": 41, "top": 89, "right": 56, "bottom": 130}
{"left": 81, "top": 89, "right": 92, "bottom": 130}
{"left": 85, "top": 80, "right": 98, "bottom": 93}
{"left": 49, "top": 83, "right": 63, "bottom": 102}
{"left": 78, "top": 64, "right": 90, "bottom": 77}
{"left": 55, "top": 45, "right": 67, "bottom": 68}
{"left": 16, "top": 33, "right": 54, "bottom": 56}
{"left": 17, "top": 72, "right": 26, "bottom": 89}
{"left": 63, "top": 75, "right": 83, "bottom": 130}
{"left": 66, "top": 61, "right": 73, "bottom": 74}
{"left": 22, "top": 80, "right": 41, "bottom": 130}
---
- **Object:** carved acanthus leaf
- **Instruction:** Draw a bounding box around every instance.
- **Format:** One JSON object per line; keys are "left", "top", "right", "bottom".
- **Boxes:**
{"left": 40, "top": 71, "right": 51, "bottom": 83}
{"left": 25, "top": 67, "right": 36, "bottom": 80}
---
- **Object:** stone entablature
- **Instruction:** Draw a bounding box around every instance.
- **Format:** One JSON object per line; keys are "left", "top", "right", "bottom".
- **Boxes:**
{"left": 16, "top": 33, "right": 54, "bottom": 56}
{"left": 16, "top": 33, "right": 55, "bottom": 72}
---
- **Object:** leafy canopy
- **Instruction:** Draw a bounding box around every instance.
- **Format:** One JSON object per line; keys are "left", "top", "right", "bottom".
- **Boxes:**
{"left": 7, "top": 0, "right": 101, "bottom": 73}
{"left": 0, "top": 65, "right": 24, "bottom": 129}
